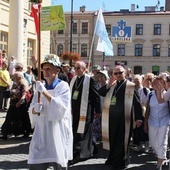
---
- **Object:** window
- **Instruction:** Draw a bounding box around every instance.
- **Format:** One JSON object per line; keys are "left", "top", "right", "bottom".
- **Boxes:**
{"left": 27, "top": 39, "right": 35, "bottom": 65}
{"left": 106, "top": 24, "right": 111, "bottom": 35}
{"left": 28, "top": 2, "right": 32, "bottom": 11}
{"left": 154, "top": 24, "right": 161, "bottom": 35}
{"left": 72, "top": 43, "right": 77, "bottom": 53}
{"left": 81, "top": 22, "right": 88, "bottom": 34}
{"left": 24, "top": 19, "right": 27, "bottom": 28}
{"left": 136, "top": 24, "right": 143, "bottom": 35}
{"left": 135, "top": 44, "right": 143, "bottom": 56}
{"left": 73, "top": 23, "right": 77, "bottom": 34}
{"left": 168, "top": 44, "right": 170, "bottom": 57}
{"left": 57, "top": 44, "right": 63, "bottom": 57}
{"left": 0, "top": 31, "right": 8, "bottom": 52}
{"left": 81, "top": 44, "right": 87, "bottom": 57}
{"left": 168, "top": 66, "right": 170, "bottom": 72}
{"left": 134, "top": 66, "right": 142, "bottom": 75}
{"left": 58, "top": 30, "right": 64, "bottom": 34}
{"left": 152, "top": 66, "right": 159, "bottom": 75}
{"left": 117, "top": 44, "right": 125, "bottom": 56}
{"left": 153, "top": 44, "right": 161, "bottom": 56}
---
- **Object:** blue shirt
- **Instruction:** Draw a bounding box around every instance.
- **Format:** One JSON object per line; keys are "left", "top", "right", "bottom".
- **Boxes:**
{"left": 45, "top": 78, "right": 61, "bottom": 90}
{"left": 148, "top": 90, "right": 170, "bottom": 127}
{"left": 24, "top": 72, "right": 32, "bottom": 85}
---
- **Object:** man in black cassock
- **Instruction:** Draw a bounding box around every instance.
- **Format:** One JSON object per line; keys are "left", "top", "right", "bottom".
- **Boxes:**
{"left": 70, "top": 61, "right": 101, "bottom": 164}
{"left": 99, "top": 65, "right": 143, "bottom": 170}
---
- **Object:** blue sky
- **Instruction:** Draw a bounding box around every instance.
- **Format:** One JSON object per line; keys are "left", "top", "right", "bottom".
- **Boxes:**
{"left": 51, "top": 0, "right": 163, "bottom": 12}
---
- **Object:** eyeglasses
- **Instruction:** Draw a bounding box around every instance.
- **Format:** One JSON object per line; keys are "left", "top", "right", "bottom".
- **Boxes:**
{"left": 74, "top": 66, "right": 81, "bottom": 70}
{"left": 114, "top": 71, "right": 124, "bottom": 75}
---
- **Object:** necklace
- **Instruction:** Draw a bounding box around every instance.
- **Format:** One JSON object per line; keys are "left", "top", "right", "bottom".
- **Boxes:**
{"left": 114, "top": 79, "right": 126, "bottom": 95}
{"left": 111, "top": 79, "right": 126, "bottom": 106}
{"left": 75, "top": 76, "right": 84, "bottom": 90}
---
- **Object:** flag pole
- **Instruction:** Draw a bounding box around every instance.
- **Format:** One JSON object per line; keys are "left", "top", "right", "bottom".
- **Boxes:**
{"left": 37, "top": 3, "right": 41, "bottom": 106}
{"left": 102, "top": 52, "right": 105, "bottom": 70}
{"left": 88, "top": 31, "right": 95, "bottom": 72}
{"left": 87, "top": 10, "right": 99, "bottom": 72}
{"left": 30, "top": 0, "right": 42, "bottom": 115}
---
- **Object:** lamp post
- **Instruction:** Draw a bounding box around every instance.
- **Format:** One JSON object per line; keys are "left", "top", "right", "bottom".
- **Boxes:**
{"left": 69, "top": 0, "right": 73, "bottom": 67}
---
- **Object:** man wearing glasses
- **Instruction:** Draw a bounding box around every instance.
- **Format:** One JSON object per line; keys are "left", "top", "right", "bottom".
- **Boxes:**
{"left": 99, "top": 65, "right": 143, "bottom": 169}
{"left": 70, "top": 61, "right": 101, "bottom": 164}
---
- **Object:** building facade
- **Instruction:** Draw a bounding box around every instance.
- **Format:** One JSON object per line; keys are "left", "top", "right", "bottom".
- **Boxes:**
{"left": 50, "top": 6, "right": 95, "bottom": 68}
{"left": 54, "top": 4, "right": 170, "bottom": 75}
{"left": 0, "top": 0, "right": 50, "bottom": 69}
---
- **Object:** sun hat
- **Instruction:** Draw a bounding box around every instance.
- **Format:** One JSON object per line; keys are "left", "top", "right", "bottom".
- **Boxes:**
{"left": 41, "top": 54, "right": 61, "bottom": 69}
{"left": 98, "top": 70, "right": 109, "bottom": 79}
{"left": 61, "top": 62, "right": 70, "bottom": 67}
{"left": 92, "top": 65, "right": 101, "bottom": 71}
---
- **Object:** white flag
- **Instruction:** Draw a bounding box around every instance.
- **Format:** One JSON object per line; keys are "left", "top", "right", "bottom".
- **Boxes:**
{"left": 95, "top": 8, "right": 114, "bottom": 56}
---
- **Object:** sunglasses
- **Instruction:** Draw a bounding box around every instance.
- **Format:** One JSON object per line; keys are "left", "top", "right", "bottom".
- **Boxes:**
{"left": 15, "top": 67, "right": 21, "bottom": 70}
{"left": 74, "top": 66, "right": 81, "bottom": 70}
{"left": 114, "top": 71, "right": 124, "bottom": 75}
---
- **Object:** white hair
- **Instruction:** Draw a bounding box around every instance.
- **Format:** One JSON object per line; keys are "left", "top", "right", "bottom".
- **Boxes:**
{"left": 133, "top": 74, "right": 142, "bottom": 83}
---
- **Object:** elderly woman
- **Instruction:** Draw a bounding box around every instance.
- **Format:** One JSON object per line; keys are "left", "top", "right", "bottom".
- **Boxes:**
{"left": 144, "top": 77, "right": 169, "bottom": 170}
{"left": 1, "top": 71, "right": 32, "bottom": 140}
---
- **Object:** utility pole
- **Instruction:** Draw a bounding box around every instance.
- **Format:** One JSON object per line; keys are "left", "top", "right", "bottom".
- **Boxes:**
{"left": 69, "top": 0, "right": 73, "bottom": 67}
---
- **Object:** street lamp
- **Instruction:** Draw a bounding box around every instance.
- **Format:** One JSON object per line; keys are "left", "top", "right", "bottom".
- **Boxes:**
{"left": 69, "top": 0, "right": 73, "bottom": 67}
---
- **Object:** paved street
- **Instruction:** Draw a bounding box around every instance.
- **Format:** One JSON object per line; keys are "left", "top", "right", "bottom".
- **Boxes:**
{"left": 0, "top": 111, "right": 170, "bottom": 170}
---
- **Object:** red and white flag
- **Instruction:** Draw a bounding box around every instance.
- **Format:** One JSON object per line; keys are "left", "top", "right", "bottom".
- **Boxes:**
{"left": 30, "top": 4, "right": 41, "bottom": 38}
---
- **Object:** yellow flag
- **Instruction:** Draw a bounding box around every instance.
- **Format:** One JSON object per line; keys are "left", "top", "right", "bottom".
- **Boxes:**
{"left": 41, "top": 5, "right": 66, "bottom": 31}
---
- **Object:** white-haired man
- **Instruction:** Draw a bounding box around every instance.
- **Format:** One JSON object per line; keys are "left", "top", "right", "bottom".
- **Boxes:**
{"left": 99, "top": 65, "right": 143, "bottom": 169}
{"left": 70, "top": 61, "right": 101, "bottom": 164}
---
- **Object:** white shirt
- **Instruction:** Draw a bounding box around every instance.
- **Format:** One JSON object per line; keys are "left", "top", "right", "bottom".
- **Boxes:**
{"left": 138, "top": 87, "right": 150, "bottom": 105}
{"left": 148, "top": 90, "right": 169, "bottom": 127}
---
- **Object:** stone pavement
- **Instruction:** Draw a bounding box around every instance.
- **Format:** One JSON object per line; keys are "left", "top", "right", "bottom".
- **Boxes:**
{"left": 0, "top": 111, "right": 170, "bottom": 170}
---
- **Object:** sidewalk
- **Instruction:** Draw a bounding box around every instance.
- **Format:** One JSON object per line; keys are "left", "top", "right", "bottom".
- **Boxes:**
{"left": 0, "top": 111, "right": 170, "bottom": 170}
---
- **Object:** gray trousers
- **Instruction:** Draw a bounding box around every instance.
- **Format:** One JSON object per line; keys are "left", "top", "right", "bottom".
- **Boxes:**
{"left": 29, "top": 162, "right": 68, "bottom": 170}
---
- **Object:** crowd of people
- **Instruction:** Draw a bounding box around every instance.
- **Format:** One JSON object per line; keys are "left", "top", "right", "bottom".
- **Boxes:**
{"left": 0, "top": 52, "right": 170, "bottom": 170}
